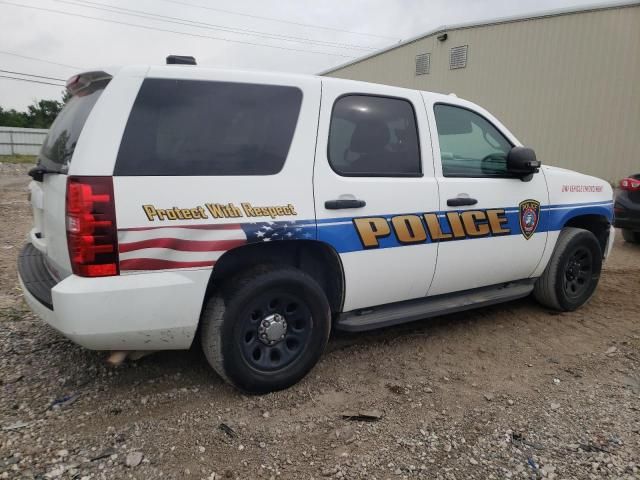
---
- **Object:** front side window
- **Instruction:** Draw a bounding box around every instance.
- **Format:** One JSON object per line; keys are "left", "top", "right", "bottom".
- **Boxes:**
{"left": 434, "top": 104, "right": 512, "bottom": 177}
{"left": 115, "top": 79, "right": 302, "bottom": 176}
{"left": 328, "top": 95, "right": 421, "bottom": 177}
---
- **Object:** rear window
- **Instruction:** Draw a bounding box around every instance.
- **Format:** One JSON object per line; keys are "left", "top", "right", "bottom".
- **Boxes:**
{"left": 38, "top": 79, "right": 108, "bottom": 172}
{"left": 114, "top": 79, "right": 303, "bottom": 176}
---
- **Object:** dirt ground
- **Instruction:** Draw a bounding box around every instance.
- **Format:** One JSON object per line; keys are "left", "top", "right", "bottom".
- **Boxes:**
{"left": 1, "top": 162, "right": 639, "bottom": 480}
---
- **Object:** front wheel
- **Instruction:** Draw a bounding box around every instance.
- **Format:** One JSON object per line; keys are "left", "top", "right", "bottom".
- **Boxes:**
{"left": 622, "top": 229, "right": 640, "bottom": 244}
{"left": 534, "top": 227, "right": 602, "bottom": 311}
{"left": 200, "top": 266, "right": 331, "bottom": 394}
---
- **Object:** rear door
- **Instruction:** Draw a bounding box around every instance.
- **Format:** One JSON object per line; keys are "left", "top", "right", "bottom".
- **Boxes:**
{"left": 111, "top": 69, "right": 321, "bottom": 273}
{"left": 423, "top": 95, "right": 549, "bottom": 296}
{"left": 313, "top": 80, "right": 440, "bottom": 312}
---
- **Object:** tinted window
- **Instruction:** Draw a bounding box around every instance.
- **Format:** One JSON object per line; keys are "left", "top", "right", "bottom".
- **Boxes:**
{"left": 38, "top": 80, "right": 108, "bottom": 172}
{"left": 328, "top": 95, "right": 421, "bottom": 177}
{"left": 434, "top": 104, "right": 512, "bottom": 177}
{"left": 115, "top": 79, "right": 302, "bottom": 176}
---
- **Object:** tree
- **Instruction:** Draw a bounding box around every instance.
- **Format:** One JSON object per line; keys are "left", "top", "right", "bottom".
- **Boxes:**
{"left": 0, "top": 97, "right": 64, "bottom": 129}
{"left": 0, "top": 106, "right": 29, "bottom": 127}
{"left": 26, "top": 99, "right": 64, "bottom": 128}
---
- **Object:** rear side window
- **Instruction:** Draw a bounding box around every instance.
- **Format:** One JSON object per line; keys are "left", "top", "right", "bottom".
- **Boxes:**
{"left": 328, "top": 95, "right": 421, "bottom": 177}
{"left": 38, "top": 79, "right": 108, "bottom": 173}
{"left": 115, "top": 79, "right": 303, "bottom": 176}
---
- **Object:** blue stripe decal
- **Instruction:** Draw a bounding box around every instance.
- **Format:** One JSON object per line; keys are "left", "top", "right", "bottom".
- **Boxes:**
{"left": 543, "top": 201, "right": 613, "bottom": 232}
{"left": 237, "top": 201, "right": 612, "bottom": 254}
{"left": 317, "top": 201, "right": 613, "bottom": 254}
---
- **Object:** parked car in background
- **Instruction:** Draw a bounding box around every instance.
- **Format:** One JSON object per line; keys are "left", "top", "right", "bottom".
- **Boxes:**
{"left": 614, "top": 175, "right": 640, "bottom": 243}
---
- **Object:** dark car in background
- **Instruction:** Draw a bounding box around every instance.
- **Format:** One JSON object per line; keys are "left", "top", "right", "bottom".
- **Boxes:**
{"left": 614, "top": 175, "right": 640, "bottom": 243}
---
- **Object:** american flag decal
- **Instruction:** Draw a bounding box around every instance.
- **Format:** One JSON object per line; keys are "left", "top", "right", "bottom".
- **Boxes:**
{"left": 118, "top": 221, "right": 315, "bottom": 272}
{"left": 242, "top": 220, "right": 314, "bottom": 243}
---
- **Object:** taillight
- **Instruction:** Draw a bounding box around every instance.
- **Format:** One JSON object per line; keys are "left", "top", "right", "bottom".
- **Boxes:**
{"left": 66, "top": 176, "right": 119, "bottom": 277}
{"left": 620, "top": 177, "right": 640, "bottom": 191}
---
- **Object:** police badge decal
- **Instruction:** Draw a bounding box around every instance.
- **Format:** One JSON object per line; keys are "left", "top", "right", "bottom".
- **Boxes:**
{"left": 519, "top": 199, "right": 540, "bottom": 240}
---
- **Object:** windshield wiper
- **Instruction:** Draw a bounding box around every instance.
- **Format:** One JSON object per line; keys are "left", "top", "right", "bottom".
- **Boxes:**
{"left": 28, "top": 165, "right": 62, "bottom": 182}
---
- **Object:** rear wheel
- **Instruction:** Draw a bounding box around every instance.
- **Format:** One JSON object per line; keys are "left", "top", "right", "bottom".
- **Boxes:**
{"left": 200, "top": 266, "right": 331, "bottom": 394}
{"left": 534, "top": 227, "right": 602, "bottom": 311}
{"left": 622, "top": 229, "right": 640, "bottom": 243}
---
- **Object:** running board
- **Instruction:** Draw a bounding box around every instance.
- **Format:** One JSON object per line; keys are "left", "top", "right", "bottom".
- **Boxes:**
{"left": 335, "top": 280, "right": 535, "bottom": 332}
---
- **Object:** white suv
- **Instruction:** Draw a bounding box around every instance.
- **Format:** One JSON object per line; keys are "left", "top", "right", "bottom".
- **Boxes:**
{"left": 18, "top": 62, "right": 615, "bottom": 393}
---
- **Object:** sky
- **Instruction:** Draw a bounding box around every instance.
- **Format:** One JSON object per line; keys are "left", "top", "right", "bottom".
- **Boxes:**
{"left": 0, "top": 0, "right": 626, "bottom": 110}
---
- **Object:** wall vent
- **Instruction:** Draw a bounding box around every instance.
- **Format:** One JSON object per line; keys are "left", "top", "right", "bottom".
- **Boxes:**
{"left": 415, "top": 53, "right": 431, "bottom": 75}
{"left": 449, "top": 45, "right": 468, "bottom": 69}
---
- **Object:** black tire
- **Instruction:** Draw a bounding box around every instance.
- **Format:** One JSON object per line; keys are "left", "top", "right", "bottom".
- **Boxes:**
{"left": 200, "top": 266, "right": 331, "bottom": 394}
{"left": 533, "top": 227, "right": 602, "bottom": 311}
{"left": 622, "top": 229, "right": 640, "bottom": 244}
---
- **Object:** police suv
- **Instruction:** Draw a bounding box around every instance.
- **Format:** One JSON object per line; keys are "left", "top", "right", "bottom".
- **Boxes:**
{"left": 18, "top": 60, "right": 615, "bottom": 393}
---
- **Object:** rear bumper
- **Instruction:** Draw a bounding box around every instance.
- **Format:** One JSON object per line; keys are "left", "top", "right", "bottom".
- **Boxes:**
{"left": 613, "top": 217, "right": 640, "bottom": 231}
{"left": 18, "top": 243, "right": 210, "bottom": 350}
{"left": 614, "top": 193, "right": 640, "bottom": 231}
{"left": 18, "top": 243, "right": 56, "bottom": 309}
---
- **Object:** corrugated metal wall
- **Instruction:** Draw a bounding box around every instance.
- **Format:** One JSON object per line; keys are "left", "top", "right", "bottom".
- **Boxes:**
{"left": 325, "top": 4, "right": 640, "bottom": 182}
{"left": 0, "top": 126, "right": 48, "bottom": 156}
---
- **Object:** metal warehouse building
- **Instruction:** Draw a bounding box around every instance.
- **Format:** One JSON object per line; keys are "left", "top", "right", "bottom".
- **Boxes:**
{"left": 321, "top": 1, "right": 640, "bottom": 183}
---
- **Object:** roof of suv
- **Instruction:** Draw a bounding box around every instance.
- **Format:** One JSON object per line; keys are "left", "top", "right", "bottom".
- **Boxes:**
{"left": 83, "top": 64, "right": 457, "bottom": 104}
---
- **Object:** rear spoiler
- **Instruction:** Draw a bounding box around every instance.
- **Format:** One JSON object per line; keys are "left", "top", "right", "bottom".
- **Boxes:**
{"left": 66, "top": 71, "right": 112, "bottom": 96}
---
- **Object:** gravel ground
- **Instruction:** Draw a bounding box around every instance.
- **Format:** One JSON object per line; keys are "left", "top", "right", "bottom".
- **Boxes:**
{"left": 1, "top": 163, "right": 639, "bottom": 479}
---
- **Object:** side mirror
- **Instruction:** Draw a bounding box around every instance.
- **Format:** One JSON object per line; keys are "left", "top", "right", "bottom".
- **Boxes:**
{"left": 507, "top": 147, "right": 541, "bottom": 180}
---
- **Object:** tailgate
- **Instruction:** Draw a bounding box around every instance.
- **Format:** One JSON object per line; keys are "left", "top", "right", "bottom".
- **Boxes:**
{"left": 29, "top": 175, "right": 70, "bottom": 279}
{"left": 29, "top": 73, "right": 111, "bottom": 280}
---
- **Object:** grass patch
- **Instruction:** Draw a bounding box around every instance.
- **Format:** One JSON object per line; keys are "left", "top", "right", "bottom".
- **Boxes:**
{"left": 0, "top": 154, "right": 37, "bottom": 164}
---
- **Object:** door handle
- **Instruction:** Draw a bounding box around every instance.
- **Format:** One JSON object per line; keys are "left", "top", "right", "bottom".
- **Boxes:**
{"left": 324, "top": 199, "right": 366, "bottom": 210}
{"left": 447, "top": 197, "right": 478, "bottom": 207}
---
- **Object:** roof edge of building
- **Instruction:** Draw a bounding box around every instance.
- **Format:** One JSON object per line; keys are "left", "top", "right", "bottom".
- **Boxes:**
{"left": 318, "top": 0, "right": 640, "bottom": 75}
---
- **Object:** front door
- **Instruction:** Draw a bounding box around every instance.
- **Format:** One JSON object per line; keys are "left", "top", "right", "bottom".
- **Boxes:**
{"left": 313, "top": 80, "right": 440, "bottom": 312}
{"left": 424, "top": 98, "right": 549, "bottom": 296}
